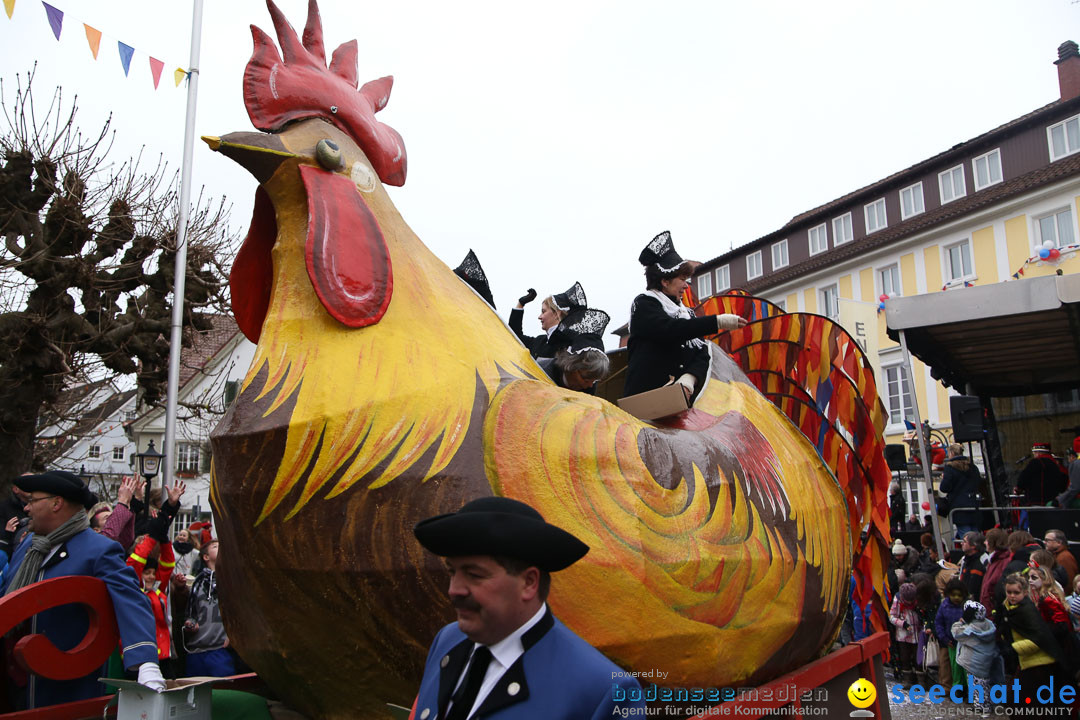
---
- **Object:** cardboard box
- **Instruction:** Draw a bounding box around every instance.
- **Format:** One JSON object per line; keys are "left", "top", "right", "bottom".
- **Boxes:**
{"left": 103, "top": 677, "right": 220, "bottom": 719}
{"left": 617, "top": 383, "right": 689, "bottom": 420}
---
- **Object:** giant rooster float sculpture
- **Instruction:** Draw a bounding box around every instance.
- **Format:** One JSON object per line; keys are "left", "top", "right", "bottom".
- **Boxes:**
{"left": 205, "top": 2, "right": 892, "bottom": 717}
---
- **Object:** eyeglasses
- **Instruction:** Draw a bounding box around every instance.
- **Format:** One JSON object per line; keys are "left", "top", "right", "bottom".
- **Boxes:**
{"left": 25, "top": 495, "right": 57, "bottom": 505}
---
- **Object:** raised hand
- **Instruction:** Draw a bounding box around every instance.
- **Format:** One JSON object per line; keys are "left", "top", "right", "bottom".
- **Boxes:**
{"left": 117, "top": 475, "right": 140, "bottom": 505}
{"left": 167, "top": 480, "right": 187, "bottom": 506}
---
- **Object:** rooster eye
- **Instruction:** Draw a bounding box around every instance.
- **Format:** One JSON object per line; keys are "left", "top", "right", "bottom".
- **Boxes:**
{"left": 315, "top": 139, "right": 343, "bottom": 170}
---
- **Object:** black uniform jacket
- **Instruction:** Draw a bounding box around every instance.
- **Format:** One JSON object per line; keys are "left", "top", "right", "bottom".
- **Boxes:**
{"left": 623, "top": 293, "right": 716, "bottom": 399}
{"left": 509, "top": 307, "right": 568, "bottom": 359}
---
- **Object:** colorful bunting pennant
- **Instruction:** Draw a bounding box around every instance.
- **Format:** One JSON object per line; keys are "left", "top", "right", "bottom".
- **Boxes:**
{"left": 42, "top": 1, "right": 62, "bottom": 39}
{"left": 149, "top": 57, "right": 164, "bottom": 89}
{"left": 83, "top": 23, "right": 100, "bottom": 59}
{"left": 24, "top": 1, "right": 187, "bottom": 93}
{"left": 117, "top": 41, "right": 134, "bottom": 76}
{"left": 4, "top": 0, "right": 14, "bottom": 20}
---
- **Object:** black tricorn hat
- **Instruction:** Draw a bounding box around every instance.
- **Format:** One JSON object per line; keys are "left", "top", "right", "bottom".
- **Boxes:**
{"left": 560, "top": 308, "right": 610, "bottom": 356}
{"left": 16, "top": 470, "right": 95, "bottom": 509}
{"left": 551, "top": 282, "right": 587, "bottom": 314}
{"left": 413, "top": 497, "right": 589, "bottom": 572}
{"left": 638, "top": 230, "right": 688, "bottom": 272}
{"left": 453, "top": 249, "right": 496, "bottom": 309}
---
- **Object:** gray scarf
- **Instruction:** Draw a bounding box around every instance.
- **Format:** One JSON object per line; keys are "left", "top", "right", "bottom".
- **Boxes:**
{"left": 5, "top": 510, "right": 89, "bottom": 594}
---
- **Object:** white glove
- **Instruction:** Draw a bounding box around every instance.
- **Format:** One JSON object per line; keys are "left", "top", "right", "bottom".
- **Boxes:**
{"left": 137, "top": 662, "right": 167, "bottom": 692}
{"left": 716, "top": 313, "right": 745, "bottom": 331}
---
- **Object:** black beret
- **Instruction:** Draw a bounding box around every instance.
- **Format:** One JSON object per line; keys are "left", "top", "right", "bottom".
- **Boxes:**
{"left": 16, "top": 471, "right": 94, "bottom": 509}
{"left": 413, "top": 497, "right": 588, "bottom": 572}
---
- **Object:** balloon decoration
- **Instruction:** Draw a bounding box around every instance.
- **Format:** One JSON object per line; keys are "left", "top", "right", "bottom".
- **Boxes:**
{"left": 1040, "top": 247, "right": 1051, "bottom": 259}
{"left": 921, "top": 501, "right": 931, "bottom": 511}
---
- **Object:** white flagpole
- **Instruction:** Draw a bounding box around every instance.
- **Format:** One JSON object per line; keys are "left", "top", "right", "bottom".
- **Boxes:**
{"left": 163, "top": 0, "right": 205, "bottom": 491}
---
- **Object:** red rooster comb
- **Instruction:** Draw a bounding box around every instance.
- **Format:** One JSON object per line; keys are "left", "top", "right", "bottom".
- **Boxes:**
{"left": 244, "top": 0, "right": 407, "bottom": 186}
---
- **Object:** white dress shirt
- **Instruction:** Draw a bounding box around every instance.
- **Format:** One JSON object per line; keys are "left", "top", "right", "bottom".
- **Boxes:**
{"left": 449, "top": 603, "right": 547, "bottom": 719}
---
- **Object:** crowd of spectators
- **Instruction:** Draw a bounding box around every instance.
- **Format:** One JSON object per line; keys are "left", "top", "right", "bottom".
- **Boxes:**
{"left": 873, "top": 526, "right": 1080, "bottom": 715}
{"left": 0, "top": 472, "right": 234, "bottom": 710}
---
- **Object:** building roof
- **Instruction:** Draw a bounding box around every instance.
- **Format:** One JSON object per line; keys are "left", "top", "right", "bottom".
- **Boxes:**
{"left": 742, "top": 151, "right": 1080, "bottom": 294}
{"left": 178, "top": 314, "right": 242, "bottom": 387}
{"left": 36, "top": 388, "right": 137, "bottom": 465}
{"left": 697, "top": 94, "right": 1080, "bottom": 282}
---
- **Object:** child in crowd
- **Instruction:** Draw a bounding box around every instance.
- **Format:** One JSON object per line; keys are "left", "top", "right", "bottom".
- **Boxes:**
{"left": 889, "top": 582, "right": 920, "bottom": 686}
{"left": 1065, "top": 575, "right": 1080, "bottom": 633}
{"left": 184, "top": 538, "right": 234, "bottom": 677}
{"left": 126, "top": 532, "right": 177, "bottom": 677}
{"left": 952, "top": 601, "right": 999, "bottom": 716}
{"left": 935, "top": 578, "right": 969, "bottom": 690}
{"left": 1001, "top": 573, "right": 1070, "bottom": 710}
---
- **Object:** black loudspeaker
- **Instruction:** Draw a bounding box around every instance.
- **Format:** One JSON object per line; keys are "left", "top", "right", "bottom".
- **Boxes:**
{"left": 950, "top": 395, "right": 984, "bottom": 442}
{"left": 884, "top": 444, "right": 907, "bottom": 471}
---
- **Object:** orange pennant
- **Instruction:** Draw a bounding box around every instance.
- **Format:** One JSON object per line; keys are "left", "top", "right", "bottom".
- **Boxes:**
{"left": 3, "top": 0, "right": 14, "bottom": 20}
{"left": 83, "top": 24, "right": 101, "bottom": 59}
{"left": 149, "top": 57, "right": 164, "bottom": 89}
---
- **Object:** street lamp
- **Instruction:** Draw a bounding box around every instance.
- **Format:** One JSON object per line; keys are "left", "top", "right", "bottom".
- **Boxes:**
{"left": 77, "top": 464, "right": 94, "bottom": 486}
{"left": 76, "top": 465, "right": 95, "bottom": 501}
{"left": 134, "top": 440, "right": 164, "bottom": 522}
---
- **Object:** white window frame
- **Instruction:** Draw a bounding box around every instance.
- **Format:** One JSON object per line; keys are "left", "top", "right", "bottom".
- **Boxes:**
{"left": 938, "top": 165, "right": 966, "bottom": 204}
{"left": 808, "top": 223, "right": 828, "bottom": 255}
{"left": 772, "top": 239, "right": 788, "bottom": 269}
{"left": 883, "top": 363, "right": 914, "bottom": 429}
{"left": 177, "top": 443, "right": 201, "bottom": 474}
{"left": 1048, "top": 114, "right": 1080, "bottom": 161}
{"left": 774, "top": 299, "right": 786, "bottom": 312}
{"left": 972, "top": 148, "right": 1002, "bottom": 191}
{"left": 746, "top": 251, "right": 763, "bottom": 280}
{"left": 899, "top": 182, "right": 924, "bottom": 220}
{"left": 832, "top": 213, "right": 853, "bottom": 246}
{"left": 696, "top": 272, "right": 712, "bottom": 299}
{"left": 864, "top": 198, "right": 887, "bottom": 234}
{"left": 943, "top": 239, "right": 975, "bottom": 284}
{"left": 1034, "top": 206, "right": 1076, "bottom": 249}
{"left": 88, "top": 445, "right": 101, "bottom": 459}
{"left": 819, "top": 284, "right": 839, "bottom": 320}
{"left": 714, "top": 265, "right": 730, "bottom": 292}
{"left": 112, "top": 446, "right": 125, "bottom": 461}
{"left": 878, "top": 264, "right": 902, "bottom": 298}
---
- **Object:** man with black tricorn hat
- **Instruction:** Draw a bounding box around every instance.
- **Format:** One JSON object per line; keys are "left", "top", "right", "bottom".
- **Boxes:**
{"left": 1, "top": 470, "right": 164, "bottom": 708}
{"left": 410, "top": 497, "right": 645, "bottom": 719}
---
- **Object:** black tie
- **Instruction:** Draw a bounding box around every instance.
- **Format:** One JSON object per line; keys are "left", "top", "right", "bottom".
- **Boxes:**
{"left": 444, "top": 645, "right": 493, "bottom": 720}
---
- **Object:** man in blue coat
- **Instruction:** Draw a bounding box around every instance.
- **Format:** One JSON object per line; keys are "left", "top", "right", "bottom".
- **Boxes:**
{"left": 410, "top": 497, "right": 645, "bottom": 720}
{"left": 1, "top": 471, "right": 164, "bottom": 709}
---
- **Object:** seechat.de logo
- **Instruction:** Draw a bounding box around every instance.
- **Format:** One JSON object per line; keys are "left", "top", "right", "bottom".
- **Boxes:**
{"left": 847, "top": 678, "right": 876, "bottom": 717}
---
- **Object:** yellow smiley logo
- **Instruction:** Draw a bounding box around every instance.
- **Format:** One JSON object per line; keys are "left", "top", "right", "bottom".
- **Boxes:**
{"left": 847, "top": 678, "right": 876, "bottom": 709}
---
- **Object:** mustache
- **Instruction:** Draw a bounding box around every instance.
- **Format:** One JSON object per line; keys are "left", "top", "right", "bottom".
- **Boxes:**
{"left": 451, "top": 597, "right": 481, "bottom": 612}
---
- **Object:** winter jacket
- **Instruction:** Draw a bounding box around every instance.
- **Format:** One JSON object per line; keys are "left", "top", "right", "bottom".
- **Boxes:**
{"left": 935, "top": 598, "right": 965, "bottom": 646}
{"left": 1016, "top": 455, "right": 1067, "bottom": 507}
{"left": 980, "top": 549, "right": 1012, "bottom": 616}
{"left": 958, "top": 552, "right": 985, "bottom": 601}
{"left": 889, "top": 597, "right": 920, "bottom": 643}
{"left": 185, "top": 567, "right": 227, "bottom": 654}
{"left": 952, "top": 617, "right": 999, "bottom": 678}
{"left": 940, "top": 456, "right": 981, "bottom": 527}
{"left": 102, "top": 501, "right": 135, "bottom": 552}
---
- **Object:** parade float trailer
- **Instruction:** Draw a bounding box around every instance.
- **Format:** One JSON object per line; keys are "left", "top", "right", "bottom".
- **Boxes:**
{"left": 0, "top": 2, "right": 897, "bottom": 717}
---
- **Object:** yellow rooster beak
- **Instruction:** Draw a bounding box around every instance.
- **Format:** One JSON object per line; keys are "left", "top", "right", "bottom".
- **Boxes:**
{"left": 203, "top": 132, "right": 298, "bottom": 184}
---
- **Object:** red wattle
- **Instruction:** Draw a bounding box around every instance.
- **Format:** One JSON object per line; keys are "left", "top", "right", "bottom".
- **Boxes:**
{"left": 300, "top": 165, "right": 392, "bottom": 328}
{"left": 230, "top": 186, "right": 277, "bottom": 343}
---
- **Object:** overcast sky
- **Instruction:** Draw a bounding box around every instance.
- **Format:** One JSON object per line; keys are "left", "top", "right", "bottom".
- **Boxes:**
{"left": 3, "top": 0, "right": 1078, "bottom": 345}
